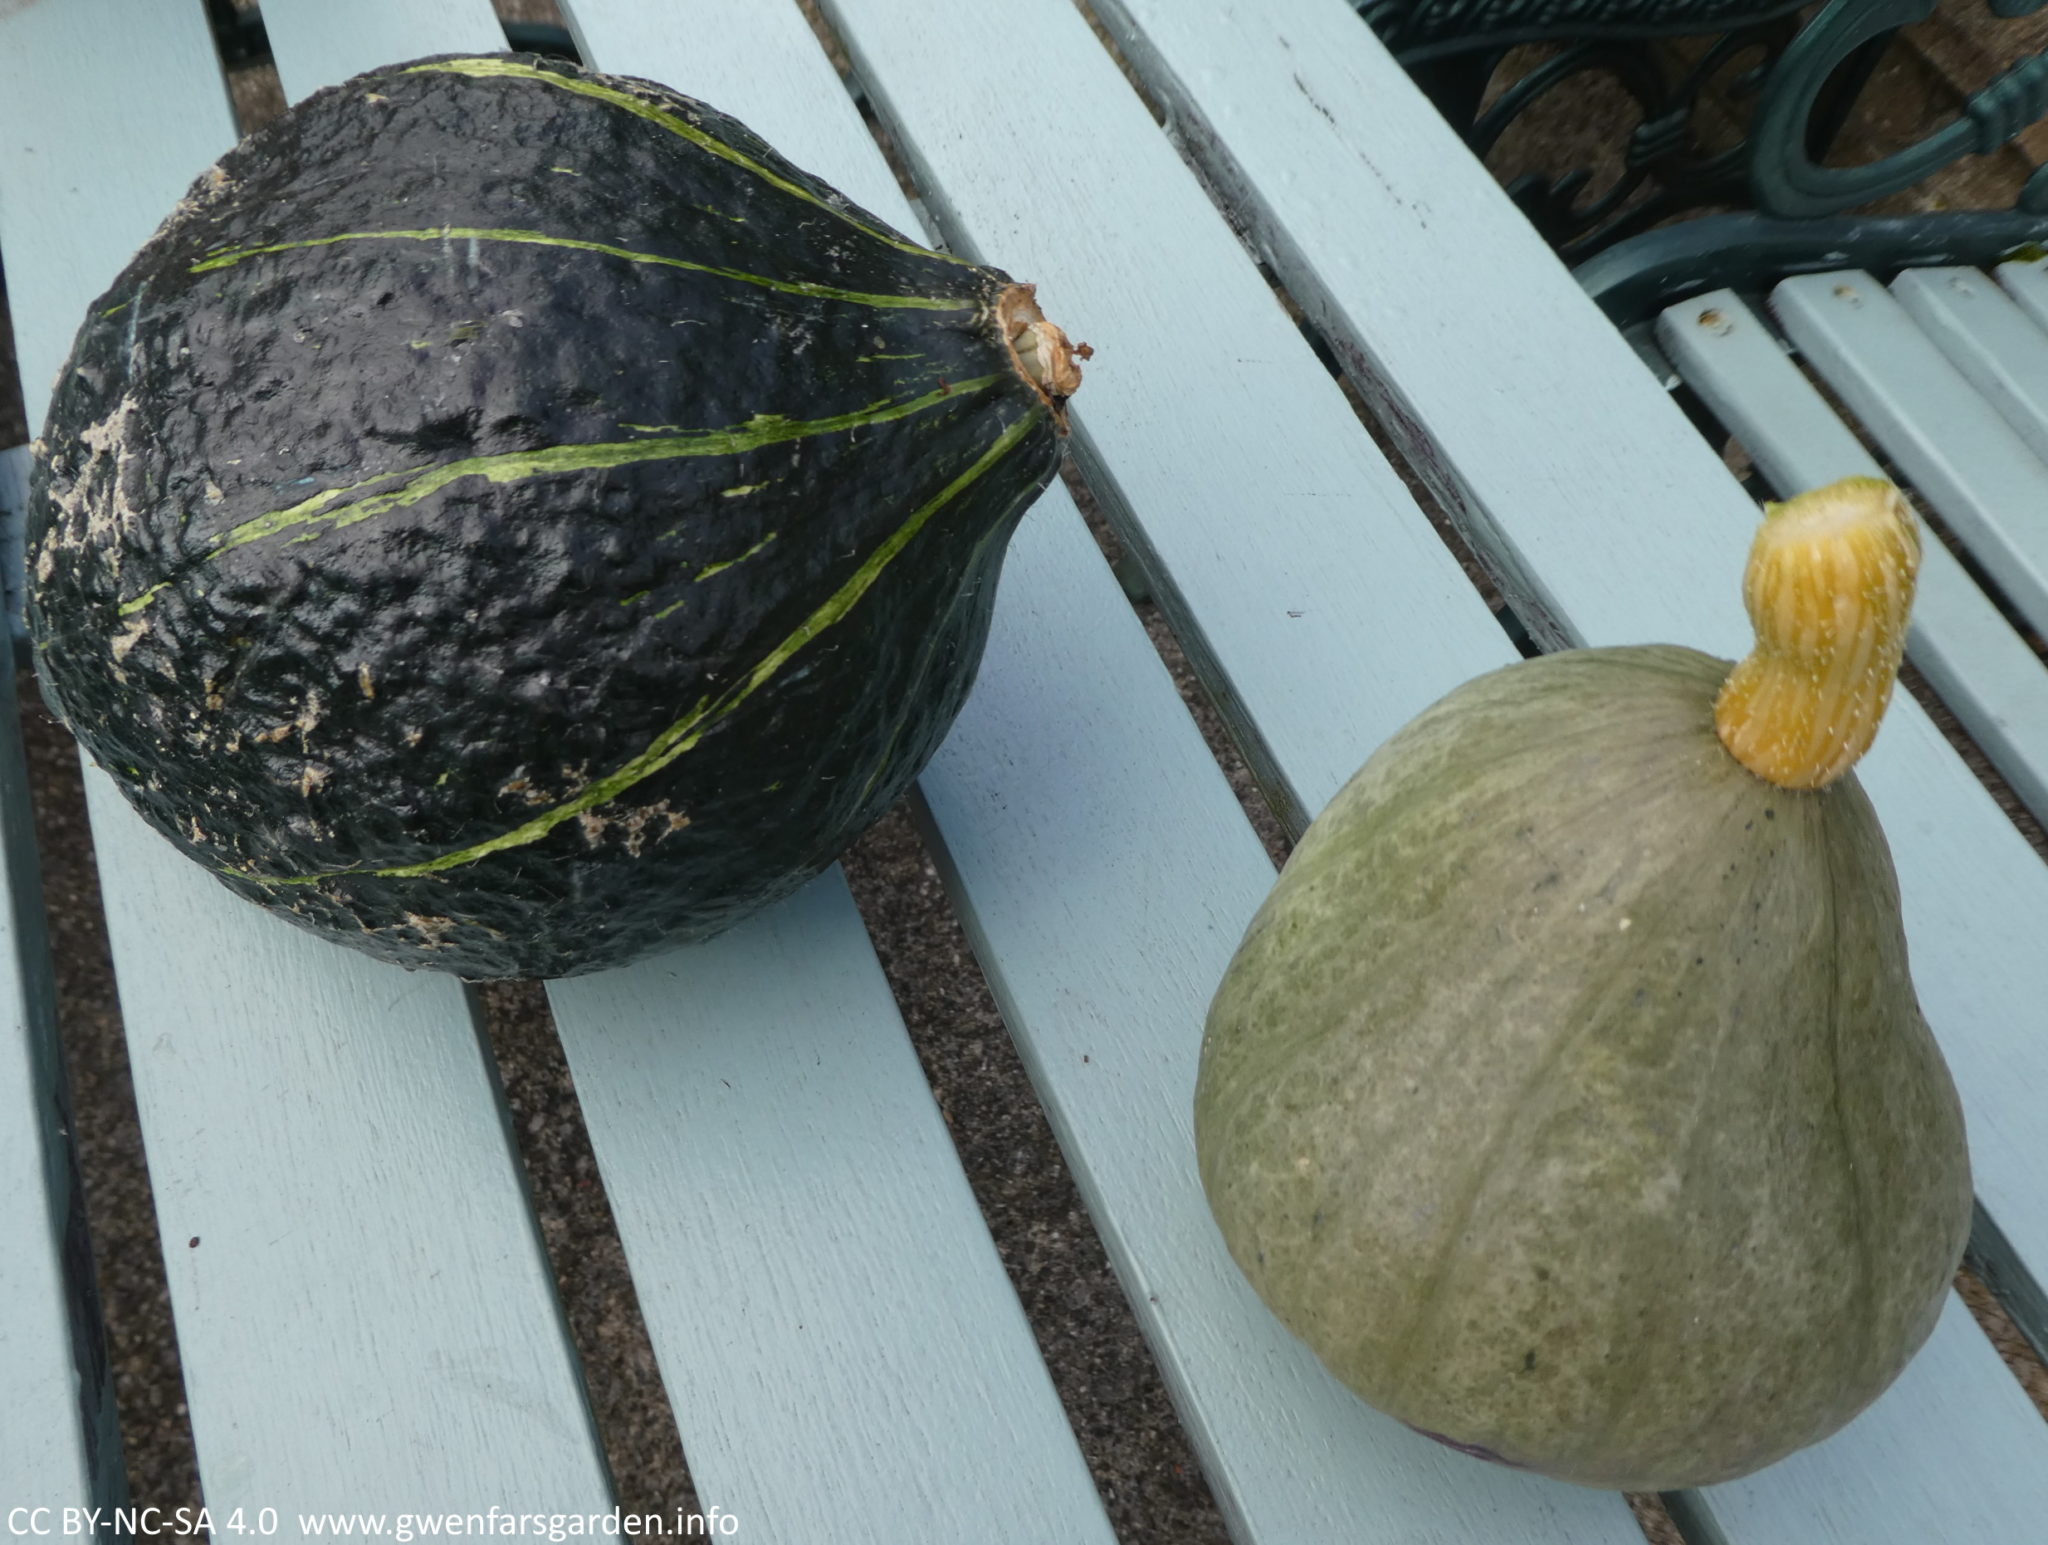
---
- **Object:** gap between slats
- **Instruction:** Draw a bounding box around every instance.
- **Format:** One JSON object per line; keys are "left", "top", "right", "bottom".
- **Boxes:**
{"left": 13, "top": 690, "right": 201, "bottom": 1510}
{"left": 0, "top": 260, "right": 23, "bottom": 452}
{"left": 467, "top": 980, "right": 696, "bottom": 1518}
{"left": 835, "top": 805, "right": 1235, "bottom": 1544}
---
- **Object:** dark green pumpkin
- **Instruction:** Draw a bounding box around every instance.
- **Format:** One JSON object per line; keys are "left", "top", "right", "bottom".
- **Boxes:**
{"left": 1194, "top": 644, "right": 1970, "bottom": 1490}
{"left": 30, "top": 54, "right": 1075, "bottom": 978}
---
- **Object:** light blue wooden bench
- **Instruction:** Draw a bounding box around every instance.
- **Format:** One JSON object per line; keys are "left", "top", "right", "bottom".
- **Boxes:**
{"left": 3, "top": 0, "right": 2046, "bottom": 1538}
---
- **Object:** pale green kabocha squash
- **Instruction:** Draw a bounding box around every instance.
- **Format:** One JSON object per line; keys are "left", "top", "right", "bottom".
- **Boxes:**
{"left": 1194, "top": 478, "right": 1971, "bottom": 1491}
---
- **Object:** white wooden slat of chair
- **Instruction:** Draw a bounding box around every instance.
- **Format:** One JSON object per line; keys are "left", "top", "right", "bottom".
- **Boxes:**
{"left": 1086, "top": 0, "right": 2048, "bottom": 1408}
{"left": 83, "top": 777, "right": 611, "bottom": 1513}
{"left": 546, "top": 870, "right": 1118, "bottom": 1544}
{"left": 0, "top": 654, "right": 119, "bottom": 1505}
{"left": 1998, "top": 253, "right": 2048, "bottom": 332}
{"left": 1652, "top": 291, "right": 1872, "bottom": 494}
{"left": 0, "top": 50, "right": 117, "bottom": 1498}
{"left": 811, "top": 0, "right": 1515, "bottom": 842}
{"left": 0, "top": 1, "right": 613, "bottom": 1509}
{"left": 0, "top": 0, "right": 234, "bottom": 401}
{"left": 587, "top": 2, "right": 1648, "bottom": 1538}
{"left": 1654, "top": 289, "right": 2048, "bottom": 830}
{"left": 1084, "top": 0, "right": 1764, "bottom": 666}
{"left": 1771, "top": 270, "right": 2048, "bottom": 643}
{"left": 260, "top": 0, "right": 508, "bottom": 103}
{"left": 1892, "top": 267, "right": 2048, "bottom": 463}
{"left": 1698, "top": 1297, "right": 2048, "bottom": 1538}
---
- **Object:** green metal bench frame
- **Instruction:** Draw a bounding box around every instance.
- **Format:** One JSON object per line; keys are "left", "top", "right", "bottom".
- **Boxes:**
{"left": 1363, "top": 0, "right": 2048, "bottom": 254}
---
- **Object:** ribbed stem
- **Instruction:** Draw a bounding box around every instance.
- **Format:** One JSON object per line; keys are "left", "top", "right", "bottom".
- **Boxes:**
{"left": 1713, "top": 477, "right": 1920, "bottom": 790}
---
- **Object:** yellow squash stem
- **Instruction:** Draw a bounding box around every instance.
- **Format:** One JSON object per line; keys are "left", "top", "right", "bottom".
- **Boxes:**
{"left": 1714, "top": 477, "right": 1921, "bottom": 790}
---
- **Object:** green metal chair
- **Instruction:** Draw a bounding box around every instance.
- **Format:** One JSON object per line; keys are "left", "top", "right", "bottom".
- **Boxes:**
{"left": 1361, "top": 0, "right": 2048, "bottom": 256}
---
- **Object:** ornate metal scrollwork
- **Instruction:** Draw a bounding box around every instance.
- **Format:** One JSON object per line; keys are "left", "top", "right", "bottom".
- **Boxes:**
{"left": 1748, "top": 0, "right": 2048, "bottom": 214}
{"left": 1470, "top": 23, "right": 1805, "bottom": 251}
{"left": 1360, "top": 0, "right": 2048, "bottom": 256}
{"left": 1360, "top": 0, "right": 1810, "bottom": 59}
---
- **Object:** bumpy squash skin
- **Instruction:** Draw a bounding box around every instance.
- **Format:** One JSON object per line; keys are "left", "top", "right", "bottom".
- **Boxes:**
{"left": 29, "top": 55, "right": 1063, "bottom": 978}
{"left": 1194, "top": 645, "right": 1970, "bottom": 1490}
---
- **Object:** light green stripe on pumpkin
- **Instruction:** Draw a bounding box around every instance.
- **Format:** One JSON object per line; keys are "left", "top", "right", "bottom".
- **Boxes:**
{"left": 406, "top": 56, "right": 972, "bottom": 269}
{"left": 117, "top": 581, "right": 171, "bottom": 618}
{"left": 694, "top": 532, "right": 777, "bottom": 582}
{"left": 225, "top": 377, "right": 997, "bottom": 550}
{"left": 189, "top": 226, "right": 965, "bottom": 311}
{"left": 250, "top": 407, "right": 1044, "bottom": 887}
{"left": 111, "top": 377, "right": 1001, "bottom": 619}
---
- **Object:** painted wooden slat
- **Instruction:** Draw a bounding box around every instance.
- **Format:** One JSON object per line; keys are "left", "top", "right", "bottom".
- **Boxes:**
{"left": 526, "top": 2, "right": 1109, "bottom": 1533}
{"left": 260, "top": 0, "right": 508, "bottom": 105}
{"left": 0, "top": 0, "right": 234, "bottom": 409}
{"left": 84, "top": 777, "right": 610, "bottom": 1514}
{"left": 1699, "top": 1296, "right": 2048, "bottom": 1536}
{"left": 0, "top": 0, "right": 611, "bottom": 1509}
{"left": 808, "top": 0, "right": 1513, "bottom": 840}
{"left": 0, "top": 658, "right": 121, "bottom": 1507}
{"left": 562, "top": 3, "right": 1639, "bottom": 1539}
{"left": 1998, "top": 252, "right": 2048, "bottom": 332}
{"left": 860, "top": 0, "right": 2048, "bottom": 1536}
{"left": 547, "top": 870, "right": 1117, "bottom": 1544}
{"left": 1655, "top": 289, "right": 2048, "bottom": 828}
{"left": 1892, "top": 266, "right": 2048, "bottom": 462}
{"left": 1085, "top": 0, "right": 2048, "bottom": 1403}
{"left": 1652, "top": 290, "right": 1875, "bottom": 495}
{"left": 1772, "top": 270, "right": 2048, "bottom": 642}
{"left": 1079, "top": 0, "right": 1758, "bottom": 660}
